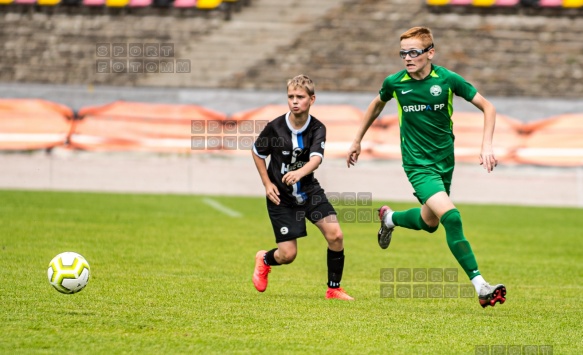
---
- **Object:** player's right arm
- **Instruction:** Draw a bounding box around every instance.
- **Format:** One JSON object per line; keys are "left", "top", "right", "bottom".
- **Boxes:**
{"left": 470, "top": 92, "right": 497, "bottom": 173}
{"left": 252, "top": 151, "right": 280, "bottom": 205}
{"left": 448, "top": 69, "right": 497, "bottom": 172}
{"left": 252, "top": 123, "right": 281, "bottom": 205}
{"left": 347, "top": 94, "right": 386, "bottom": 167}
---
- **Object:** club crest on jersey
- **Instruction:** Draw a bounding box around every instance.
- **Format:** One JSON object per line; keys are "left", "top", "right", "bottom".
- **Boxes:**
{"left": 430, "top": 85, "right": 442, "bottom": 97}
{"left": 292, "top": 147, "right": 303, "bottom": 158}
{"left": 321, "top": 142, "right": 325, "bottom": 149}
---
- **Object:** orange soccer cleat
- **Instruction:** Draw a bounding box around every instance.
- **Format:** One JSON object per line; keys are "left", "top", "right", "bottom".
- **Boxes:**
{"left": 252, "top": 250, "right": 271, "bottom": 292}
{"left": 326, "top": 287, "right": 354, "bottom": 301}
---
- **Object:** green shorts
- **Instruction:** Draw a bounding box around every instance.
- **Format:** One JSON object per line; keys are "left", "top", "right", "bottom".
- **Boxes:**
{"left": 404, "top": 154, "right": 455, "bottom": 205}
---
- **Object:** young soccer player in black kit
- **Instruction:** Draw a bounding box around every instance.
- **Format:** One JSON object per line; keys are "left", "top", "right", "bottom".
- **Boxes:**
{"left": 251, "top": 74, "right": 353, "bottom": 300}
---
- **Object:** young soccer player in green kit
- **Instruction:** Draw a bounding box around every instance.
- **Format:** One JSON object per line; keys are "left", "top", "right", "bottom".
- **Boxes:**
{"left": 346, "top": 26, "right": 506, "bottom": 308}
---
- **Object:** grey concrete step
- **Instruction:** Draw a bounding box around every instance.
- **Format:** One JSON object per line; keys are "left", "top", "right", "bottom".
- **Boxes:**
{"left": 136, "top": 0, "right": 344, "bottom": 87}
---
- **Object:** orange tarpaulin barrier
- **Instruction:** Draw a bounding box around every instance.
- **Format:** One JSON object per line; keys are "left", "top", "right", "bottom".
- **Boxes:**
{"left": 228, "top": 105, "right": 289, "bottom": 156}
{"left": 369, "top": 114, "right": 402, "bottom": 160}
{"left": 4, "top": 97, "right": 583, "bottom": 167}
{"left": 231, "top": 104, "right": 367, "bottom": 158}
{"left": 0, "top": 99, "right": 74, "bottom": 150}
{"left": 230, "top": 104, "right": 288, "bottom": 125}
{"left": 310, "top": 105, "right": 366, "bottom": 158}
{"left": 514, "top": 114, "right": 583, "bottom": 167}
{"left": 71, "top": 101, "right": 226, "bottom": 152}
{"left": 450, "top": 112, "right": 523, "bottom": 163}
{"left": 369, "top": 112, "right": 523, "bottom": 163}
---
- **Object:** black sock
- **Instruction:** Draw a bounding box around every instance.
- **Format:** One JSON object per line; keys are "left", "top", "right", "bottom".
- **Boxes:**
{"left": 264, "top": 248, "right": 280, "bottom": 266}
{"left": 327, "top": 248, "right": 344, "bottom": 288}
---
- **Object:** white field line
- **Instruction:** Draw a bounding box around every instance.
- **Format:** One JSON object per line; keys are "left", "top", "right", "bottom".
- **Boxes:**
{"left": 202, "top": 197, "right": 242, "bottom": 218}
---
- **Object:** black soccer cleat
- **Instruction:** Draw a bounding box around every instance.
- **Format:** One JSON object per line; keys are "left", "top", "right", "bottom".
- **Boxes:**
{"left": 377, "top": 205, "right": 395, "bottom": 249}
{"left": 478, "top": 283, "right": 506, "bottom": 308}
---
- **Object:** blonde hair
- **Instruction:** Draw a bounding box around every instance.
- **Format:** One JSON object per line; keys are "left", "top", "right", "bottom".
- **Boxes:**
{"left": 287, "top": 74, "right": 315, "bottom": 96}
{"left": 400, "top": 27, "right": 434, "bottom": 48}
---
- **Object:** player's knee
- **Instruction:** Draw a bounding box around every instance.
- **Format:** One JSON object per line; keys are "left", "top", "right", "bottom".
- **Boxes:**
{"left": 278, "top": 249, "right": 297, "bottom": 264}
{"left": 326, "top": 229, "right": 344, "bottom": 248}
{"left": 420, "top": 215, "right": 439, "bottom": 233}
{"left": 424, "top": 223, "right": 439, "bottom": 234}
{"left": 331, "top": 229, "right": 344, "bottom": 243}
{"left": 440, "top": 208, "right": 462, "bottom": 229}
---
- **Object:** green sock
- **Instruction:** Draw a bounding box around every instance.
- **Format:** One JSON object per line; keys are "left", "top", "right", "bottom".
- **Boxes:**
{"left": 392, "top": 208, "right": 438, "bottom": 233}
{"left": 440, "top": 209, "right": 480, "bottom": 279}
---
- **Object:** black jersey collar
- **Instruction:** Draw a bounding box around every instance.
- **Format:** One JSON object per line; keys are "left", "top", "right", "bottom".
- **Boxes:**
{"left": 285, "top": 112, "right": 312, "bottom": 134}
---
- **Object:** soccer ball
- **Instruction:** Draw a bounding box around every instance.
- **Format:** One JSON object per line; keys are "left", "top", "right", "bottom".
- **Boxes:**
{"left": 47, "top": 252, "right": 91, "bottom": 294}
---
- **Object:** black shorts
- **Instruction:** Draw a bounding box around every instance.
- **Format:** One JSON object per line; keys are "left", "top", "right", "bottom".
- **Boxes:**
{"left": 266, "top": 190, "right": 337, "bottom": 243}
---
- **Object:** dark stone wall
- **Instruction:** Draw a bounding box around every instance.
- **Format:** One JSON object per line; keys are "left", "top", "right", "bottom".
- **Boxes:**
{"left": 1, "top": 1, "right": 582, "bottom": 98}
{"left": 0, "top": 10, "right": 223, "bottom": 86}
{"left": 224, "top": 1, "right": 583, "bottom": 98}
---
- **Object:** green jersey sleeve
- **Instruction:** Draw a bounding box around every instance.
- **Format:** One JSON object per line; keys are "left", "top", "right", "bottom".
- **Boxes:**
{"left": 379, "top": 75, "right": 396, "bottom": 102}
{"left": 448, "top": 70, "right": 478, "bottom": 102}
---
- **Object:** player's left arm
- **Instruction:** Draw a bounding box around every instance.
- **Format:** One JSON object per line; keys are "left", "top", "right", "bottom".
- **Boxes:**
{"left": 470, "top": 92, "right": 497, "bottom": 173}
{"left": 282, "top": 125, "right": 325, "bottom": 185}
{"left": 282, "top": 155, "right": 323, "bottom": 186}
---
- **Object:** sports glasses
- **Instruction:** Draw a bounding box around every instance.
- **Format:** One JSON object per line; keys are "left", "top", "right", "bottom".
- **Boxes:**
{"left": 399, "top": 44, "right": 434, "bottom": 59}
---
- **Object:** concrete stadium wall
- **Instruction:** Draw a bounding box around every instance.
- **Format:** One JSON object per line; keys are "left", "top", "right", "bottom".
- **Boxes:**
{"left": 1, "top": 0, "right": 582, "bottom": 98}
{"left": 228, "top": 0, "right": 583, "bottom": 98}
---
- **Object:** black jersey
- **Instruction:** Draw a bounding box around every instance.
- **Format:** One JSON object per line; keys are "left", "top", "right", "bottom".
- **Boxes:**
{"left": 253, "top": 112, "right": 326, "bottom": 206}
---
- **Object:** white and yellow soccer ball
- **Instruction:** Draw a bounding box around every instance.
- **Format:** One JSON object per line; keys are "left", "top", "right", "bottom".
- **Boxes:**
{"left": 47, "top": 252, "right": 91, "bottom": 294}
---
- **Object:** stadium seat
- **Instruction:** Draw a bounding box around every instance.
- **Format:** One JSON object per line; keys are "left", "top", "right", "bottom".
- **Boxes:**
{"left": 538, "top": 0, "right": 562, "bottom": 6}
{"left": 426, "top": 0, "right": 450, "bottom": 4}
{"left": 495, "top": 0, "right": 520, "bottom": 5}
{"left": 472, "top": 0, "right": 496, "bottom": 6}
{"left": 37, "top": 0, "right": 60, "bottom": 5}
{"left": 61, "top": 0, "right": 83, "bottom": 5}
{"left": 13, "top": 0, "right": 37, "bottom": 4}
{"left": 173, "top": 0, "right": 196, "bottom": 8}
{"left": 450, "top": 0, "right": 472, "bottom": 5}
{"left": 0, "top": 0, "right": 14, "bottom": 4}
{"left": 196, "top": 0, "right": 221, "bottom": 9}
{"left": 106, "top": 0, "right": 129, "bottom": 6}
{"left": 197, "top": 1, "right": 232, "bottom": 21}
{"left": 83, "top": 0, "right": 105, "bottom": 5}
{"left": 128, "top": 0, "right": 152, "bottom": 6}
{"left": 562, "top": 0, "right": 583, "bottom": 7}
{"left": 152, "top": 0, "right": 172, "bottom": 7}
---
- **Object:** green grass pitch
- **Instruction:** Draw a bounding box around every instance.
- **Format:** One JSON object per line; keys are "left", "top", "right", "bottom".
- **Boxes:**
{"left": 0, "top": 190, "right": 581, "bottom": 354}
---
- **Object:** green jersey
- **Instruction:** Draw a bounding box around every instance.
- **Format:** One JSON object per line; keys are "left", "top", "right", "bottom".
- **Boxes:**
{"left": 379, "top": 64, "right": 477, "bottom": 166}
